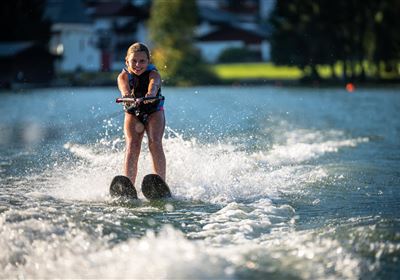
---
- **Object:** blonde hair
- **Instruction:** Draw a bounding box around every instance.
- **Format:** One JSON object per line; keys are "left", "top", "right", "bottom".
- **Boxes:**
{"left": 126, "top": 42, "right": 151, "bottom": 60}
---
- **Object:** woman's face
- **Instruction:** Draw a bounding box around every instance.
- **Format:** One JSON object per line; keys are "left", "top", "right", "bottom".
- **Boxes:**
{"left": 126, "top": 51, "right": 149, "bottom": 75}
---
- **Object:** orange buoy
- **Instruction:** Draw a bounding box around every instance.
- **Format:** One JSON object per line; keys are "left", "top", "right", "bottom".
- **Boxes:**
{"left": 346, "top": 83, "right": 355, "bottom": 92}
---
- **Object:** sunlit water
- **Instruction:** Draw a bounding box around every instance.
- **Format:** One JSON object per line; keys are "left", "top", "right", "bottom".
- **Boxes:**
{"left": 0, "top": 86, "right": 399, "bottom": 279}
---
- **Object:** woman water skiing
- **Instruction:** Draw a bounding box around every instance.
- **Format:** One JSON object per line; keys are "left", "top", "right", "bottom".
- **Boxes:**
{"left": 117, "top": 42, "right": 166, "bottom": 188}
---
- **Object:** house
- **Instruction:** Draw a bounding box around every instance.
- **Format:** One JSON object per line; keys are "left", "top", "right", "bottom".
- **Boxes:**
{"left": 87, "top": 1, "right": 150, "bottom": 71}
{"left": 0, "top": 42, "right": 55, "bottom": 88}
{"left": 196, "top": 23, "right": 269, "bottom": 63}
{"left": 44, "top": 0, "right": 101, "bottom": 73}
{"left": 41, "top": 0, "right": 275, "bottom": 75}
{"left": 84, "top": 0, "right": 274, "bottom": 67}
{"left": 194, "top": 1, "right": 274, "bottom": 63}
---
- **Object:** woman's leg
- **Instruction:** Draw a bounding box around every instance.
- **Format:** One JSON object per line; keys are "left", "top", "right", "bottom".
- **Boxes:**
{"left": 124, "top": 113, "right": 145, "bottom": 186}
{"left": 145, "top": 110, "right": 166, "bottom": 180}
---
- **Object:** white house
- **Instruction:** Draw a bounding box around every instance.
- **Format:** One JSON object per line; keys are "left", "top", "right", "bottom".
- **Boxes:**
{"left": 196, "top": 25, "right": 265, "bottom": 63}
{"left": 195, "top": 2, "right": 273, "bottom": 63}
{"left": 45, "top": 0, "right": 101, "bottom": 73}
{"left": 87, "top": 1, "right": 149, "bottom": 71}
{"left": 43, "top": 0, "right": 275, "bottom": 72}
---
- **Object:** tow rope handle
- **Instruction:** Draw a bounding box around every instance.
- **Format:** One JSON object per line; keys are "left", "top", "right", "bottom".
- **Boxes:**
{"left": 116, "top": 96, "right": 165, "bottom": 103}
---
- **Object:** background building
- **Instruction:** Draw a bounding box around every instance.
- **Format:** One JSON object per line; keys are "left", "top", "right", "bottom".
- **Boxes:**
{"left": 45, "top": 0, "right": 101, "bottom": 73}
{"left": 43, "top": 0, "right": 273, "bottom": 73}
{"left": 0, "top": 42, "right": 55, "bottom": 88}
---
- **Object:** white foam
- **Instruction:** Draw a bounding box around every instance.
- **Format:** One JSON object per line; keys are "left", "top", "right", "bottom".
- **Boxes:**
{"left": 0, "top": 215, "right": 230, "bottom": 279}
{"left": 254, "top": 129, "right": 369, "bottom": 166}
{"left": 189, "top": 199, "right": 295, "bottom": 245}
{"left": 33, "top": 126, "right": 367, "bottom": 204}
{"left": 0, "top": 212, "right": 363, "bottom": 279}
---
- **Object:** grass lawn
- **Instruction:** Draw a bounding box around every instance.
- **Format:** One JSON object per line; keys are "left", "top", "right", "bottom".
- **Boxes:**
{"left": 212, "top": 63, "right": 303, "bottom": 80}
{"left": 212, "top": 62, "right": 400, "bottom": 82}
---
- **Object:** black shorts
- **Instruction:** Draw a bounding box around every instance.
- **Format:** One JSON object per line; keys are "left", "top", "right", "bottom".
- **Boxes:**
{"left": 126, "top": 98, "right": 164, "bottom": 124}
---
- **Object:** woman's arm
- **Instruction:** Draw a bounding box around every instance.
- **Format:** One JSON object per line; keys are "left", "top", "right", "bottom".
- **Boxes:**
{"left": 117, "top": 70, "right": 133, "bottom": 97}
{"left": 146, "top": 70, "right": 161, "bottom": 98}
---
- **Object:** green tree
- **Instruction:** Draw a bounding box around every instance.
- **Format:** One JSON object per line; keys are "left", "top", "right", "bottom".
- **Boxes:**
{"left": 268, "top": 0, "right": 326, "bottom": 80}
{"left": 268, "top": 0, "right": 400, "bottom": 82}
{"left": 372, "top": 0, "right": 400, "bottom": 78}
{"left": 148, "top": 0, "right": 217, "bottom": 85}
{"left": 0, "top": 0, "right": 50, "bottom": 43}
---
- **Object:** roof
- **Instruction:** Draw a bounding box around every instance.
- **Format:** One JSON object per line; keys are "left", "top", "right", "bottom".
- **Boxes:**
{"left": 198, "top": 6, "right": 239, "bottom": 25}
{"left": 90, "top": 2, "right": 149, "bottom": 19}
{"left": 197, "top": 5, "right": 268, "bottom": 38}
{"left": 44, "top": 0, "right": 92, "bottom": 24}
{"left": 197, "top": 25, "right": 265, "bottom": 44}
{"left": 0, "top": 42, "right": 35, "bottom": 57}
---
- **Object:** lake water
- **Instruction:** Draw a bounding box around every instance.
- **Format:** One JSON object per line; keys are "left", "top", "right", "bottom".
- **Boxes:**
{"left": 0, "top": 85, "right": 399, "bottom": 279}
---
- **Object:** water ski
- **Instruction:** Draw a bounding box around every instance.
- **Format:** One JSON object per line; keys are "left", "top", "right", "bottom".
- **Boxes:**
{"left": 141, "top": 174, "right": 172, "bottom": 200}
{"left": 109, "top": 175, "right": 138, "bottom": 199}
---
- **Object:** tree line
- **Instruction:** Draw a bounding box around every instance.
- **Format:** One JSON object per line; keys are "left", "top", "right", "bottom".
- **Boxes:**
{"left": 268, "top": 0, "right": 400, "bottom": 82}
{"left": 3, "top": 0, "right": 399, "bottom": 85}
{"left": 0, "top": 0, "right": 50, "bottom": 43}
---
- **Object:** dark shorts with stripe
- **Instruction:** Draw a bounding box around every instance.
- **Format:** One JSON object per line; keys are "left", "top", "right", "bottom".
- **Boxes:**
{"left": 126, "top": 98, "right": 164, "bottom": 124}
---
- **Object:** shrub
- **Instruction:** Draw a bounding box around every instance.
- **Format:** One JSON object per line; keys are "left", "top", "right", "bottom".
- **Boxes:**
{"left": 218, "top": 48, "right": 260, "bottom": 63}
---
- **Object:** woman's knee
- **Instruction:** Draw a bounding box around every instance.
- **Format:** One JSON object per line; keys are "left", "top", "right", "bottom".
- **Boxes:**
{"left": 125, "top": 138, "right": 142, "bottom": 153}
{"left": 148, "top": 138, "right": 163, "bottom": 152}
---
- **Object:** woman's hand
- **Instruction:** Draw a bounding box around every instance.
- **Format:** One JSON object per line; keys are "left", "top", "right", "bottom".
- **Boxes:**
{"left": 143, "top": 93, "right": 156, "bottom": 104}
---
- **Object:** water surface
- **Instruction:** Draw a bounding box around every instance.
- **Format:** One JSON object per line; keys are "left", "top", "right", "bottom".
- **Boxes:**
{"left": 0, "top": 86, "right": 399, "bottom": 279}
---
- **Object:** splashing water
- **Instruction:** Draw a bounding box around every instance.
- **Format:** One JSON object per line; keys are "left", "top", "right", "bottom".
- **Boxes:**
{"left": 0, "top": 86, "right": 399, "bottom": 279}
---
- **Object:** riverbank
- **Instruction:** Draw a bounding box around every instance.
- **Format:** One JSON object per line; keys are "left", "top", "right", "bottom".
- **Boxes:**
{"left": 3, "top": 62, "right": 400, "bottom": 91}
